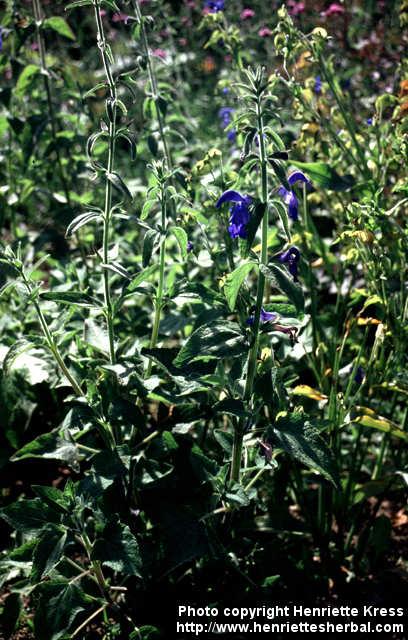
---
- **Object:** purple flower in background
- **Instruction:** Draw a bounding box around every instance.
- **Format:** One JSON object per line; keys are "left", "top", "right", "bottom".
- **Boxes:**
{"left": 341, "top": 78, "right": 351, "bottom": 91}
{"left": 279, "top": 246, "right": 301, "bottom": 281}
{"left": 367, "top": 117, "right": 373, "bottom": 125}
{"left": 247, "top": 308, "right": 278, "bottom": 326}
{"left": 0, "top": 27, "right": 3, "bottom": 52}
{"left": 112, "top": 12, "right": 131, "bottom": 24}
{"left": 204, "top": 0, "right": 225, "bottom": 12}
{"left": 321, "top": 3, "right": 345, "bottom": 17}
{"left": 216, "top": 190, "right": 252, "bottom": 239}
{"left": 314, "top": 75, "right": 322, "bottom": 94}
{"left": 240, "top": 8, "right": 255, "bottom": 19}
{"left": 258, "top": 26, "right": 273, "bottom": 37}
{"left": 218, "top": 106, "right": 236, "bottom": 143}
{"left": 187, "top": 240, "right": 194, "bottom": 253}
{"left": 354, "top": 366, "right": 365, "bottom": 385}
{"left": 278, "top": 171, "right": 311, "bottom": 221}
{"left": 219, "top": 106, "right": 234, "bottom": 124}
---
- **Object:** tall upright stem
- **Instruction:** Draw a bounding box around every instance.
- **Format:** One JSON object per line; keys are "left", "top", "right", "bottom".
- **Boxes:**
{"left": 32, "top": 0, "right": 71, "bottom": 205}
{"left": 230, "top": 96, "right": 269, "bottom": 483}
{"left": 21, "top": 272, "right": 84, "bottom": 398}
{"left": 132, "top": 0, "right": 173, "bottom": 172}
{"left": 146, "top": 193, "right": 167, "bottom": 378}
{"left": 94, "top": 1, "right": 117, "bottom": 364}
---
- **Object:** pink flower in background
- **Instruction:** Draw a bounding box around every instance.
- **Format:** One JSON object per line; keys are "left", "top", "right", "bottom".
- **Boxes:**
{"left": 321, "top": 3, "right": 345, "bottom": 16}
{"left": 99, "top": 9, "right": 107, "bottom": 17}
{"left": 151, "top": 48, "right": 167, "bottom": 60}
{"left": 179, "top": 37, "right": 188, "bottom": 46}
{"left": 112, "top": 12, "right": 130, "bottom": 24}
{"left": 258, "top": 26, "right": 272, "bottom": 37}
{"left": 240, "top": 8, "right": 255, "bottom": 19}
{"left": 288, "top": 1, "right": 305, "bottom": 15}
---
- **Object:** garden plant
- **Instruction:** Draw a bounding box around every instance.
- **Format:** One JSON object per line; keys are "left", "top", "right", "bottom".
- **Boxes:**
{"left": 0, "top": 0, "right": 407, "bottom": 638}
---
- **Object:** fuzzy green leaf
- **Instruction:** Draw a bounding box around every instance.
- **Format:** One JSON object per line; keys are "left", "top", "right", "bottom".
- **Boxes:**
{"left": 92, "top": 522, "right": 142, "bottom": 576}
{"left": 15, "top": 65, "right": 40, "bottom": 98}
{"left": 223, "top": 261, "right": 256, "bottom": 311}
{"left": 40, "top": 291, "right": 101, "bottom": 308}
{"left": 1, "top": 499, "right": 61, "bottom": 536}
{"left": 31, "top": 525, "right": 67, "bottom": 583}
{"left": 174, "top": 321, "right": 247, "bottom": 367}
{"left": 171, "top": 226, "right": 188, "bottom": 259}
{"left": 260, "top": 263, "right": 304, "bottom": 312}
{"left": 272, "top": 414, "right": 339, "bottom": 487}
{"left": 43, "top": 17, "right": 75, "bottom": 40}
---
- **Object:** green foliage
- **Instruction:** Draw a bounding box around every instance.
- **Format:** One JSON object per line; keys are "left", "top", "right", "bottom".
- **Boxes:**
{"left": 0, "top": 0, "right": 406, "bottom": 636}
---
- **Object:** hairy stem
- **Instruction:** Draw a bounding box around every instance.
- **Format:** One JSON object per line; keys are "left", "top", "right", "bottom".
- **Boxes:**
{"left": 132, "top": 0, "right": 173, "bottom": 171}
{"left": 146, "top": 194, "right": 167, "bottom": 377}
{"left": 94, "top": 0, "right": 117, "bottom": 364}
{"left": 230, "top": 93, "right": 269, "bottom": 483}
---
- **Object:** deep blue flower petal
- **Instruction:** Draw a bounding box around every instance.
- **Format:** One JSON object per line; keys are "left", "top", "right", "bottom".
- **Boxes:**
{"left": 288, "top": 171, "right": 311, "bottom": 186}
{"left": 216, "top": 190, "right": 245, "bottom": 208}
{"left": 260, "top": 309, "right": 278, "bottom": 323}
{"left": 238, "top": 225, "right": 248, "bottom": 239}
{"left": 288, "top": 192, "right": 299, "bottom": 221}
{"left": 278, "top": 186, "right": 290, "bottom": 198}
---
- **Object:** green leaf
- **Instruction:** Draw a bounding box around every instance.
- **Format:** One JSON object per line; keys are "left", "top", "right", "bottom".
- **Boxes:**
{"left": 171, "top": 226, "right": 188, "bottom": 259}
{"left": 213, "top": 398, "right": 248, "bottom": 418}
{"left": 260, "top": 263, "right": 304, "bottom": 312}
{"left": 34, "top": 580, "right": 91, "bottom": 640}
{"left": 101, "top": 261, "right": 131, "bottom": 280}
{"left": 240, "top": 203, "right": 266, "bottom": 258}
{"left": 174, "top": 321, "right": 247, "bottom": 367}
{"left": 92, "top": 522, "right": 142, "bottom": 576}
{"left": 83, "top": 82, "right": 107, "bottom": 99}
{"left": 272, "top": 413, "right": 339, "bottom": 487}
{"left": 0, "top": 593, "right": 22, "bottom": 639}
{"left": 11, "top": 431, "right": 80, "bottom": 470}
{"left": 125, "top": 265, "right": 157, "bottom": 293}
{"left": 32, "top": 486, "right": 70, "bottom": 514}
{"left": 143, "top": 229, "right": 158, "bottom": 268}
{"left": 15, "top": 65, "right": 40, "bottom": 98}
{"left": 40, "top": 290, "right": 101, "bottom": 308}
{"left": 118, "top": 131, "right": 137, "bottom": 160}
{"left": 224, "top": 261, "right": 256, "bottom": 311}
{"left": 31, "top": 525, "right": 67, "bottom": 583}
{"left": 43, "top": 17, "right": 75, "bottom": 40}
{"left": 213, "top": 429, "right": 234, "bottom": 454}
{"left": 107, "top": 172, "right": 133, "bottom": 200}
{"left": 290, "top": 161, "right": 355, "bottom": 191}
{"left": 65, "top": 0, "right": 93, "bottom": 8}
{"left": 1, "top": 499, "right": 61, "bottom": 535}
{"left": 65, "top": 211, "right": 101, "bottom": 236}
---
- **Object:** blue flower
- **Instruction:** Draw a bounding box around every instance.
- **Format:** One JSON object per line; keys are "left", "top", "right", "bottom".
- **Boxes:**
{"left": 366, "top": 117, "right": 373, "bottom": 126}
{"left": 216, "top": 190, "right": 252, "bottom": 239}
{"left": 218, "top": 106, "right": 236, "bottom": 143}
{"left": 247, "top": 307, "right": 278, "bottom": 326}
{"left": 354, "top": 365, "right": 365, "bottom": 385}
{"left": 187, "top": 240, "right": 194, "bottom": 253}
{"left": 279, "top": 246, "right": 301, "bottom": 281}
{"left": 0, "top": 27, "right": 3, "bottom": 53}
{"left": 278, "top": 171, "right": 311, "bottom": 221}
{"left": 314, "top": 75, "right": 322, "bottom": 94}
{"left": 204, "top": 0, "right": 225, "bottom": 12}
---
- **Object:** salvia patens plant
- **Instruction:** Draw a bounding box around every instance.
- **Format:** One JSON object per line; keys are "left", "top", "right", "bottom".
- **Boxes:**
{"left": 0, "top": 0, "right": 407, "bottom": 638}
